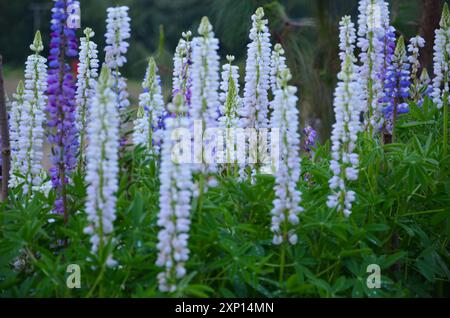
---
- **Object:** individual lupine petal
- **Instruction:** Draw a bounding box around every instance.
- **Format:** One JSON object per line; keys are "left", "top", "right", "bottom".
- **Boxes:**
{"left": 191, "top": 16, "right": 220, "bottom": 128}
{"left": 76, "top": 27, "right": 99, "bottom": 168}
{"left": 431, "top": 3, "right": 450, "bottom": 110}
{"left": 357, "top": 0, "right": 390, "bottom": 132}
{"left": 47, "top": 0, "right": 79, "bottom": 215}
{"left": 242, "top": 7, "right": 272, "bottom": 130}
{"left": 270, "top": 43, "right": 287, "bottom": 93}
{"left": 269, "top": 69, "right": 303, "bottom": 245}
{"left": 156, "top": 95, "right": 193, "bottom": 292}
{"left": 104, "top": 6, "right": 131, "bottom": 69}
{"left": 327, "top": 15, "right": 362, "bottom": 217}
{"left": 172, "top": 31, "right": 193, "bottom": 113}
{"left": 84, "top": 66, "right": 119, "bottom": 267}
{"left": 133, "top": 57, "right": 165, "bottom": 155}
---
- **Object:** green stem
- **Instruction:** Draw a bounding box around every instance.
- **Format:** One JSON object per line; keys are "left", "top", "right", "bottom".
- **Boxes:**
{"left": 279, "top": 242, "right": 286, "bottom": 286}
{"left": 444, "top": 92, "right": 448, "bottom": 158}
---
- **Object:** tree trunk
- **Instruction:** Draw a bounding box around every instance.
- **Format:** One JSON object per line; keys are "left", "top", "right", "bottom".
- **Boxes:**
{"left": 0, "top": 55, "right": 10, "bottom": 201}
{"left": 419, "top": 0, "right": 444, "bottom": 72}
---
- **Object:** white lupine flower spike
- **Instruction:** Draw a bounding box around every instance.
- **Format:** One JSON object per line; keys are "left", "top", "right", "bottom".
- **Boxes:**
{"left": 104, "top": 6, "right": 131, "bottom": 137}
{"left": 172, "top": 31, "right": 193, "bottom": 112}
{"left": 270, "top": 43, "right": 287, "bottom": 93}
{"left": 11, "top": 31, "right": 48, "bottom": 194}
{"left": 133, "top": 57, "right": 165, "bottom": 155}
{"left": 431, "top": 3, "right": 450, "bottom": 110}
{"left": 191, "top": 16, "right": 220, "bottom": 171}
{"left": 327, "top": 16, "right": 362, "bottom": 217}
{"left": 242, "top": 7, "right": 272, "bottom": 130}
{"left": 84, "top": 66, "right": 120, "bottom": 268}
{"left": 191, "top": 17, "right": 220, "bottom": 128}
{"left": 104, "top": 6, "right": 131, "bottom": 70}
{"left": 9, "top": 81, "right": 28, "bottom": 188}
{"left": 270, "top": 68, "right": 303, "bottom": 246}
{"left": 156, "top": 94, "right": 193, "bottom": 293}
{"left": 219, "top": 55, "right": 241, "bottom": 169}
{"left": 76, "top": 27, "right": 99, "bottom": 167}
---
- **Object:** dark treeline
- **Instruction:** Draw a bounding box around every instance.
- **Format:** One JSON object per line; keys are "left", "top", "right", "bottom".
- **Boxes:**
{"left": 0, "top": 0, "right": 447, "bottom": 138}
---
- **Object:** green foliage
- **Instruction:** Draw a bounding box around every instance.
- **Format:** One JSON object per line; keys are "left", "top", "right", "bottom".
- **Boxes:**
{"left": 1, "top": 97, "right": 449, "bottom": 298}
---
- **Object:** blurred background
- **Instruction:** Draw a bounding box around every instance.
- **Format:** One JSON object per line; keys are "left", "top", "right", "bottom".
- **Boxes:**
{"left": 0, "top": 0, "right": 449, "bottom": 140}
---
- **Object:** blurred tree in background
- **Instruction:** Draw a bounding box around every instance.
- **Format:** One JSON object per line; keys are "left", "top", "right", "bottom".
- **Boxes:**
{"left": 0, "top": 0, "right": 448, "bottom": 139}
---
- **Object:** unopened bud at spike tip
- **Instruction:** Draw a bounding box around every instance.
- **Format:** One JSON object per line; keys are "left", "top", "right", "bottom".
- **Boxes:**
{"left": 440, "top": 3, "right": 450, "bottom": 28}
{"left": 198, "top": 16, "right": 212, "bottom": 36}
{"left": 30, "top": 30, "right": 43, "bottom": 53}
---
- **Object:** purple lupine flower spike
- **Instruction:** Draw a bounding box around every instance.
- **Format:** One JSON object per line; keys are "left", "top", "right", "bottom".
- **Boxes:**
{"left": 302, "top": 125, "right": 317, "bottom": 155}
{"left": 382, "top": 36, "right": 410, "bottom": 138}
{"left": 46, "top": 0, "right": 79, "bottom": 219}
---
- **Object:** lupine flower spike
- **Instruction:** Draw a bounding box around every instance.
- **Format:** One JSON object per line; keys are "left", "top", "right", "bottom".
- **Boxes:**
{"left": 172, "top": 31, "right": 193, "bottom": 113}
{"left": 191, "top": 17, "right": 220, "bottom": 169}
{"left": 104, "top": 6, "right": 131, "bottom": 144}
{"left": 84, "top": 66, "right": 119, "bottom": 268}
{"left": 270, "top": 43, "right": 287, "bottom": 93}
{"left": 156, "top": 94, "right": 193, "bottom": 292}
{"left": 9, "top": 81, "right": 28, "bottom": 188}
{"left": 219, "top": 55, "right": 241, "bottom": 169}
{"left": 357, "top": 0, "right": 389, "bottom": 134}
{"left": 133, "top": 57, "right": 165, "bottom": 155}
{"left": 382, "top": 36, "right": 410, "bottom": 140}
{"left": 17, "top": 31, "right": 48, "bottom": 195}
{"left": 242, "top": 7, "right": 272, "bottom": 130}
{"left": 76, "top": 27, "right": 99, "bottom": 169}
{"left": 241, "top": 7, "right": 272, "bottom": 175}
{"left": 191, "top": 17, "right": 220, "bottom": 128}
{"left": 407, "top": 35, "right": 426, "bottom": 102}
{"left": 327, "top": 16, "right": 362, "bottom": 217}
{"left": 270, "top": 69, "right": 302, "bottom": 246}
{"left": 47, "top": 0, "right": 79, "bottom": 218}
{"left": 431, "top": 3, "right": 450, "bottom": 157}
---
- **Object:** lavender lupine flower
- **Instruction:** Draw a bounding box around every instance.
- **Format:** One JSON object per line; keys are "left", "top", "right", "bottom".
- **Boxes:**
{"left": 382, "top": 36, "right": 410, "bottom": 137}
{"left": 357, "top": 0, "right": 390, "bottom": 133}
{"left": 83, "top": 67, "right": 119, "bottom": 268}
{"left": 191, "top": 17, "right": 220, "bottom": 128}
{"left": 242, "top": 7, "right": 272, "bottom": 130}
{"left": 9, "top": 82, "right": 28, "bottom": 188}
{"left": 327, "top": 16, "right": 362, "bottom": 217}
{"left": 156, "top": 95, "right": 193, "bottom": 293}
{"left": 218, "top": 55, "right": 241, "bottom": 167}
{"left": 47, "top": 0, "right": 79, "bottom": 216}
{"left": 431, "top": 3, "right": 450, "bottom": 110}
{"left": 269, "top": 69, "right": 302, "bottom": 245}
{"left": 133, "top": 57, "right": 165, "bottom": 155}
{"left": 172, "top": 31, "right": 193, "bottom": 113}
{"left": 76, "top": 28, "right": 99, "bottom": 168}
